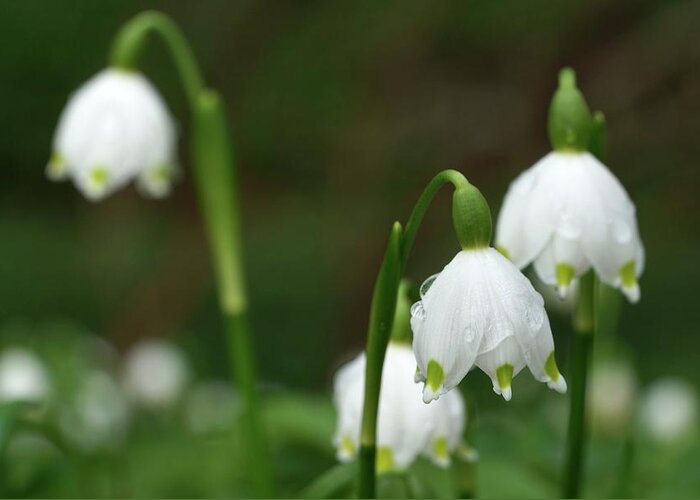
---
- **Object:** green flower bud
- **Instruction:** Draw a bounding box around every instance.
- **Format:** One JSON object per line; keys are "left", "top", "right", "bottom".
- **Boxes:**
{"left": 547, "top": 68, "right": 593, "bottom": 152}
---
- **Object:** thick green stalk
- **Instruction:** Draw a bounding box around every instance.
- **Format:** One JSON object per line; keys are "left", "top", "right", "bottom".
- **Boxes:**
{"left": 358, "top": 170, "right": 482, "bottom": 498}
{"left": 109, "top": 13, "right": 272, "bottom": 496}
{"left": 563, "top": 271, "right": 594, "bottom": 497}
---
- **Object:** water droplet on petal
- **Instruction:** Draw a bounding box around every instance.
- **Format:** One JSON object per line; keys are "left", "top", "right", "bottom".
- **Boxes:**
{"left": 410, "top": 301, "right": 426, "bottom": 320}
{"left": 611, "top": 218, "right": 632, "bottom": 244}
{"left": 463, "top": 326, "right": 476, "bottom": 343}
{"left": 524, "top": 299, "right": 545, "bottom": 331}
{"left": 420, "top": 273, "right": 440, "bottom": 299}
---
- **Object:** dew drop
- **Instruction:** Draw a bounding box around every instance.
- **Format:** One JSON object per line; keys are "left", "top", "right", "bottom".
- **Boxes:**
{"left": 611, "top": 218, "right": 632, "bottom": 244}
{"left": 524, "top": 298, "right": 545, "bottom": 331}
{"left": 410, "top": 301, "right": 426, "bottom": 320}
{"left": 420, "top": 273, "right": 440, "bottom": 299}
{"left": 463, "top": 326, "right": 476, "bottom": 343}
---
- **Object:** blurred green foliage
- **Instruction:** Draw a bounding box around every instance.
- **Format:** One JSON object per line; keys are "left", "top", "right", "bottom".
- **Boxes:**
{"left": 1, "top": 0, "right": 700, "bottom": 497}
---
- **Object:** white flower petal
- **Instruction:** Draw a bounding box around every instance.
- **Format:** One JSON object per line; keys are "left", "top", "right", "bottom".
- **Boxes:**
{"left": 412, "top": 248, "right": 564, "bottom": 402}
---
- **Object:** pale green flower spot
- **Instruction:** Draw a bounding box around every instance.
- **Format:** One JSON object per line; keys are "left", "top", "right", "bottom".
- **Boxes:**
{"left": 545, "top": 351, "right": 561, "bottom": 381}
{"left": 376, "top": 446, "right": 395, "bottom": 474}
{"left": 152, "top": 164, "right": 171, "bottom": 182}
{"left": 426, "top": 360, "right": 445, "bottom": 391}
{"left": 619, "top": 260, "right": 637, "bottom": 287}
{"left": 496, "top": 245, "right": 510, "bottom": 259}
{"left": 496, "top": 363, "right": 513, "bottom": 389}
{"left": 432, "top": 436, "right": 449, "bottom": 461}
{"left": 556, "top": 262, "right": 575, "bottom": 287}
{"left": 340, "top": 434, "right": 355, "bottom": 456}
{"left": 47, "top": 152, "right": 67, "bottom": 177}
{"left": 89, "top": 166, "right": 109, "bottom": 187}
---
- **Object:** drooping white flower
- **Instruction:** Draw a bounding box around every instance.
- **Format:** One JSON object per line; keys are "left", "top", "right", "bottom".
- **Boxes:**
{"left": 588, "top": 359, "right": 637, "bottom": 435}
{"left": 47, "top": 69, "right": 177, "bottom": 201}
{"left": 0, "top": 348, "right": 50, "bottom": 404}
{"left": 333, "top": 343, "right": 466, "bottom": 472}
{"left": 122, "top": 339, "right": 190, "bottom": 409}
{"left": 411, "top": 247, "right": 567, "bottom": 403}
{"left": 59, "top": 370, "right": 131, "bottom": 452}
{"left": 496, "top": 151, "right": 644, "bottom": 303}
{"left": 639, "top": 378, "right": 698, "bottom": 444}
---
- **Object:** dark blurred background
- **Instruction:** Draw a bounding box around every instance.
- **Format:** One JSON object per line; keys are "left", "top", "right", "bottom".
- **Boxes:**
{"left": 1, "top": 0, "right": 698, "bottom": 403}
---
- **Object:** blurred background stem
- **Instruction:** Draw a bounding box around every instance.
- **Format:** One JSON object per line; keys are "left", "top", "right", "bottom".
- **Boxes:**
{"left": 110, "top": 11, "right": 272, "bottom": 496}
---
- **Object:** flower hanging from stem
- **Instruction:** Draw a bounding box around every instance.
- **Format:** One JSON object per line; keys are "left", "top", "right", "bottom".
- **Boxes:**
{"left": 496, "top": 68, "right": 644, "bottom": 303}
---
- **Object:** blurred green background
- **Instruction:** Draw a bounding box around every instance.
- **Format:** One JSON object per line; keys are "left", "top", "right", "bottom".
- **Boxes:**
{"left": 1, "top": 0, "right": 699, "bottom": 498}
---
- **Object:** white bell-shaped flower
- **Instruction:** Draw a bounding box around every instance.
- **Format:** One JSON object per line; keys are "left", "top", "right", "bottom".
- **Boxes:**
{"left": 411, "top": 247, "right": 567, "bottom": 403}
{"left": 122, "top": 339, "right": 190, "bottom": 409}
{"left": 333, "top": 343, "right": 466, "bottom": 472}
{"left": 496, "top": 151, "right": 644, "bottom": 303}
{"left": 47, "top": 69, "right": 177, "bottom": 201}
{"left": 0, "top": 348, "right": 50, "bottom": 404}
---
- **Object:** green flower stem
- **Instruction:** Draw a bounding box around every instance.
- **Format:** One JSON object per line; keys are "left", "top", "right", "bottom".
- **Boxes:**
{"left": 110, "top": 11, "right": 203, "bottom": 108}
{"left": 563, "top": 271, "right": 594, "bottom": 498}
{"left": 109, "top": 12, "right": 272, "bottom": 496}
{"left": 358, "top": 170, "right": 480, "bottom": 498}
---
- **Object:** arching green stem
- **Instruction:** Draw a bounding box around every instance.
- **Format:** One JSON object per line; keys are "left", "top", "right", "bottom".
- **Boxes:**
{"left": 358, "top": 170, "right": 488, "bottom": 498}
{"left": 110, "top": 11, "right": 203, "bottom": 109}
{"left": 109, "top": 12, "right": 272, "bottom": 496}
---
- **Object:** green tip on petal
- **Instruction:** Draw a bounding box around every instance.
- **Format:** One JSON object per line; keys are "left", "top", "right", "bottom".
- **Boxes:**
{"left": 619, "top": 260, "right": 637, "bottom": 288}
{"left": 545, "top": 351, "right": 567, "bottom": 393}
{"left": 376, "top": 446, "right": 395, "bottom": 474}
{"left": 89, "top": 166, "right": 109, "bottom": 187}
{"left": 496, "top": 245, "right": 510, "bottom": 260}
{"left": 340, "top": 435, "right": 356, "bottom": 456}
{"left": 46, "top": 152, "right": 67, "bottom": 180}
{"left": 496, "top": 364, "right": 514, "bottom": 401}
{"left": 619, "top": 260, "right": 640, "bottom": 303}
{"left": 432, "top": 436, "right": 450, "bottom": 466}
{"left": 555, "top": 262, "right": 575, "bottom": 299}
{"left": 426, "top": 360, "right": 445, "bottom": 392}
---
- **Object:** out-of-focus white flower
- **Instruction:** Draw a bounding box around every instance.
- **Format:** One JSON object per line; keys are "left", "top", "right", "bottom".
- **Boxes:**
{"left": 496, "top": 151, "right": 644, "bottom": 304}
{"left": 640, "top": 378, "right": 698, "bottom": 444}
{"left": 184, "top": 380, "right": 239, "bottom": 434}
{"left": 0, "top": 348, "right": 49, "bottom": 404}
{"left": 59, "top": 371, "right": 131, "bottom": 452}
{"left": 47, "top": 69, "right": 177, "bottom": 201}
{"left": 588, "top": 360, "right": 637, "bottom": 435}
{"left": 122, "top": 339, "right": 190, "bottom": 409}
{"left": 333, "top": 343, "right": 466, "bottom": 472}
{"left": 410, "top": 248, "right": 567, "bottom": 403}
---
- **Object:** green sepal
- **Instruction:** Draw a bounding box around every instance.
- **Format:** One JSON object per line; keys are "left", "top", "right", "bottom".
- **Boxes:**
{"left": 548, "top": 68, "right": 593, "bottom": 152}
